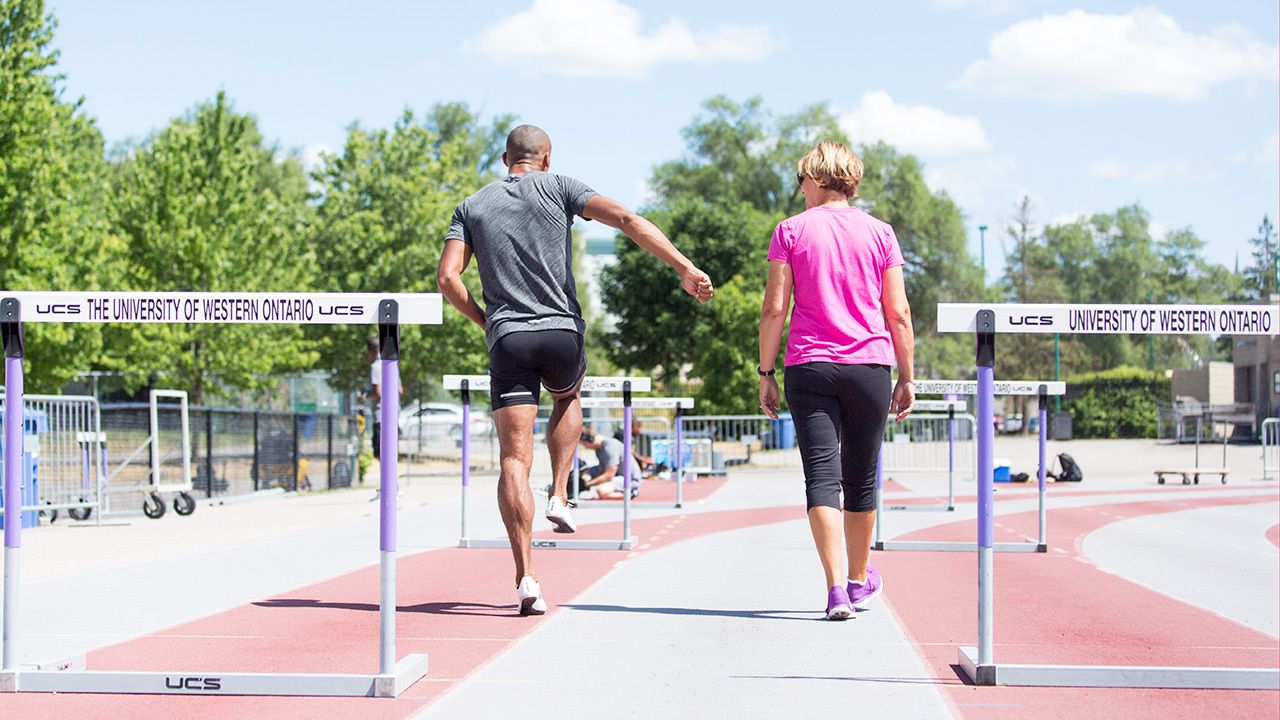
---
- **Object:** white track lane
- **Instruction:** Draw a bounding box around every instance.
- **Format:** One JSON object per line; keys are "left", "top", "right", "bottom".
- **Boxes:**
{"left": 1083, "top": 499, "right": 1280, "bottom": 638}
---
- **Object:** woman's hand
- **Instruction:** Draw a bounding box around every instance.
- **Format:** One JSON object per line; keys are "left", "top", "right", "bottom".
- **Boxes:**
{"left": 890, "top": 379, "right": 915, "bottom": 422}
{"left": 759, "top": 376, "right": 780, "bottom": 420}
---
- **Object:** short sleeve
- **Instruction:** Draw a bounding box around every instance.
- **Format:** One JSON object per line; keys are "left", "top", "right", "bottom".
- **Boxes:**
{"left": 370, "top": 361, "right": 380, "bottom": 387}
{"left": 446, "top": 203, "right": 469, "bottom": 246}
{"left": 767, "top": 221, "right": 792, "bottom": 264}
{"left": 557, "top": 175, "right": 598, "bottom": 217}
{"left": 882, "top": 224, "right": 904, "bottom": 271}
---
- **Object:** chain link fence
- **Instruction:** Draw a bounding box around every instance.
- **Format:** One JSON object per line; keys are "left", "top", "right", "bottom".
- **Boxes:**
{"left": 99, "top": 404, "right": 360, "bottom": 513}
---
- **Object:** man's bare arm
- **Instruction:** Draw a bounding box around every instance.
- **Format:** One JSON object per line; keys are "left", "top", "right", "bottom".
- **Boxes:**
{"left": 436, "top": 239, "right": 486, "bottom": 328}
{"left": 582, "top": 195, "right": 714, "bottom": 303}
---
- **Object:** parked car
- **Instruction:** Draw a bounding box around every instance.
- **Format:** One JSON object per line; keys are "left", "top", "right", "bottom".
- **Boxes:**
{"left": 398, "top": 402, "right": 491, "bottom": 450}
{"left": 1000, "top": 413, "right": 1024, "bottom": 434}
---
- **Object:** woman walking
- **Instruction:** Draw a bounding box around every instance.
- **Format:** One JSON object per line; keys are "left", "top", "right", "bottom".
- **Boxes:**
{"left": 758, "top": 141, "right": 915, "bottom": 621}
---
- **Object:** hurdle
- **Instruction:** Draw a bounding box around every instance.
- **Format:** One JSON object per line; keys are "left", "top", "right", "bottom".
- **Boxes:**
{"left": 939, "top": 302, "right": 1280, "bottom": 690}
{"left": 444, "top": 374, "right": 651, "bottom": 551}
{"left": 1, "top": 291, "right": 437, "bottom": 697}
{"left": 881, "top": 398, "right": 971, "bottom": 512}
{"left": 576, "top": 396, "right": 694, "bottom": 509}
{"left": 874, "top": 382, "right": 1064, "bottom": 553}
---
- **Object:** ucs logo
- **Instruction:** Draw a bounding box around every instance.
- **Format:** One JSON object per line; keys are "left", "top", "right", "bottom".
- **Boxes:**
{"left": 164, "top": 676, "right": 223, "bottom": 691}
{"left": 317, "top": 304, "right": 364, "bottom": 317}
{"left": 1009, "top": 315, "right": 1053, "bottom": 326}
{"left": 36, "top": 304, "right": 81, "bottom": 316}
{"left": 531, "top": 540, "right": 559, "bottom": 548}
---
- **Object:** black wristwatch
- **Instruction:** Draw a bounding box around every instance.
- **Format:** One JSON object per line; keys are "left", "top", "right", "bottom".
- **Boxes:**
{"left": 757, "top": 366, "right": 776, "bottom": 377}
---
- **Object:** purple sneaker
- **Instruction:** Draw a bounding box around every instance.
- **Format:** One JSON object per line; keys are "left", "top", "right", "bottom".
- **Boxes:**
{"left": 847, "top": 567, "right": 883, "bottom": 609}
{"left": 825, "top": 586, "right": 853, "bottom": 621}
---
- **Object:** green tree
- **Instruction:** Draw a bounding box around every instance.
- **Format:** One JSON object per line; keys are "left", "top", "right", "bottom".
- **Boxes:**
{"left": 107, "top": 92, "right": 316, "bottom": 402}
{"left": 1243, "top": 215, "right": 1278, "bottom": 299}
{"left": 856, "top": 142, "right": 987, "bottom": 377}
{"left": 601, "top": 197, "right": 773, "bottom": 384}
{"left": 0, "top": 0, "right": 115, "bottom": 390}
{"left": 310, "top": 105, "right": 513, "bottom": 399}
{"left": 605, "top": 97, "right": 986, "bottom": 407}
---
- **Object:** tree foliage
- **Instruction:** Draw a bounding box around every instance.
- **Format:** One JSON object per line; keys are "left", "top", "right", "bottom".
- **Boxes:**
{"left": 107, "top": 92, "right": 316, "bottom": 401}
{"left": 310, "top": 105, "right": 513, "bottom": 398}
{"left": 0, "top": 0, "right": 114, "bottom": 390}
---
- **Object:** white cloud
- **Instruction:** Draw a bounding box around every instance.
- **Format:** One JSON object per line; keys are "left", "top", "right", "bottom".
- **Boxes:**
{"left": 1089, "top": 158, "right": 1202, "bottom": 186}
{"left": 469, "top": 0, "right": 776, "bottom": 78}
{"left": 1047, "top": 210, "right": 1089, "bottom": 227}
{"left": 840, "top": 91, "right": 992, "bottom": 157}
{"left": 1149, "top": 219, "right": 1170, "bottom": 240}
{"left": 924, "top": 154, "right": 1016, "bottom": 207}
{"left": 300, "top": 143, "right": 335, "bottom": 175}
{"left": 955, "top": 8, "right": 1279, "bottom": 102}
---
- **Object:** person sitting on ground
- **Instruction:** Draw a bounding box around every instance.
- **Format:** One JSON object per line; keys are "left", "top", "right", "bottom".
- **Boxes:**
{"left": 612, "top": 417, "right": 657, "bottom": 478}
{"left": 577, "top": 428, "right": 643, "bottom": 500}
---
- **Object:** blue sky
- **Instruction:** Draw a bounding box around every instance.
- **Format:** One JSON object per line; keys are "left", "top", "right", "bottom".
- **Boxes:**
{"left": 47, "top": 0, "right": 1279, "bottom": 282}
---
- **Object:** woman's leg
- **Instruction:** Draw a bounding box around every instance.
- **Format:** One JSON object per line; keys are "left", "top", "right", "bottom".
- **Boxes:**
{"left": 843, "top": 509, "right": 876, "bottom": 583}
{"left": 836, "top": 365, "right": 892, "bottom": 583}
{"left": 808, "top": 506, "right": 845, "bottom": 588}
{"left": 785, "top": 364, "right": 846, "bottom": 590}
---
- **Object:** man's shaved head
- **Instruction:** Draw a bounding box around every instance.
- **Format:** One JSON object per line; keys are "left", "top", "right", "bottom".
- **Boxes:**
{"left": 505, "top": 124, "right": 552, "bottom": 164}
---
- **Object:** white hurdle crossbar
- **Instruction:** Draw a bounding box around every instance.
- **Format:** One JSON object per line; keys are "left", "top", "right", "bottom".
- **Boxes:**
{"left": 875, "top": 383, "right": 1064, "bottom": 553}
{"left": 939, "top": 302, "right": 1279, "bottom": 691}
{"left": 444, "top": 375, "right": 652, "bottom": 550}
{"left": 576, "top": 396, "right": 694, "bottom": 509}
{"left": 1, "top": 291, "right": 439, "bottom": 697}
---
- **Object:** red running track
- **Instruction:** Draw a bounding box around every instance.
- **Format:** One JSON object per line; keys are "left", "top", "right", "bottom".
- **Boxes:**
{"left": 877, "top": 493, "right": 1280, "bottom": 720}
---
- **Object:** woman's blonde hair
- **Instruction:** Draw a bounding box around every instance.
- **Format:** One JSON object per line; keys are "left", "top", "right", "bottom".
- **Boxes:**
{"left": 797, "top": 141, "right": 863, "bottom": 197}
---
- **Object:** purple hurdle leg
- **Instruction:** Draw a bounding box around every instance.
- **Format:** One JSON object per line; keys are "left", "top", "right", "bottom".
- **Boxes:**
{"left": 460, "top": 380, "right": 470, "bottom": 541}
{"left": 377, "top": 303, "right": 400, "bottom": 676}
{"left": 3, "top": 299, "right": 24, "bottom": 671}
{"left": 1037, "top": 386, "right": 1048, "bottom": 551}
{"left": 622, "top": 381, "right": 633, "bottom": 542}
{"left": 975, "top": 310, "right": 996, "bottom": 678}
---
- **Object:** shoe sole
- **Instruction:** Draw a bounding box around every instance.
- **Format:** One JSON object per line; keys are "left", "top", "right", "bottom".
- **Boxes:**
{"left": 826, "top": 606, "right": 853, "bottom": 621}
{"left": 519, "top": 597, "right": 546, "bottom": 616}
{"left": 546, "top": 514, "right": 576, "bottom": 533}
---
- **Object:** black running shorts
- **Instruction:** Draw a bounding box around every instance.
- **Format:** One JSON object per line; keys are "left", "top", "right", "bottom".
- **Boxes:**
{"left": 488, "top": 329, "right": 587, "bottom": 410}
{"left": 784, "top": 363, "right": 892, "bottom": 512}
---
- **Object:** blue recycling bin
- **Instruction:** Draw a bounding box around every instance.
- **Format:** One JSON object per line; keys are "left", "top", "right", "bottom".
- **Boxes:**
{"left": 771, "top": 413, "right": 795, "bottom": 450}
{"left": 0, "top": 409, "right": 43, "bottom": 529}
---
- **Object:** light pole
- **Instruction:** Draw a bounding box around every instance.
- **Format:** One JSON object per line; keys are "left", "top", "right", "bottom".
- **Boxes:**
{"left": 978, "top": 224, "right": 988, "bottom": 284}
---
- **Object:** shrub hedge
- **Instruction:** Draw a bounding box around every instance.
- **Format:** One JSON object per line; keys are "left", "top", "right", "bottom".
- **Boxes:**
{"left": 1063, "top": 366, "right": 1170, "bottom": 439}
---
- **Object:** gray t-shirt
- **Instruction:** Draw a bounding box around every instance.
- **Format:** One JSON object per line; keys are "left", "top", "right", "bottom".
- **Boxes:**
{"left": 446, "top": 172, "right": 597, "bottom": 348}
{"left": 594, "top": 436, "right": 642, "bottom": 479}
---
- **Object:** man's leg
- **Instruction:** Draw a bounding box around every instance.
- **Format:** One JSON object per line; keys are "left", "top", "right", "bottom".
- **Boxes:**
{"left": 493, "top": 404, "right": 539, "bottom": 587}
{"left": 546, "top": 378, "right": 584, "bottom": 503}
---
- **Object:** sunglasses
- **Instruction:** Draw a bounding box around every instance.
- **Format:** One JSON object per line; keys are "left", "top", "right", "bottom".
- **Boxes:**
{"left": 796, "top": 173, "right": 806, "bottom": 187}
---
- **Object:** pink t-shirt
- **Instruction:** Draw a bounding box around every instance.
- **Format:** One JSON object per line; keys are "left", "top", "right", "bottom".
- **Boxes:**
{"left": 767, "top": 205, "right": 904, "bottom": 367}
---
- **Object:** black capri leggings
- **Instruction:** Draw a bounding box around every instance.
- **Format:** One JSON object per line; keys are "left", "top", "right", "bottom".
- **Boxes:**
{"left": 783, "top": 363, "right": 892, "bottom": 512}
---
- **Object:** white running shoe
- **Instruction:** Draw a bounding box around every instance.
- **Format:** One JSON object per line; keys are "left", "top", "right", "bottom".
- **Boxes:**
{"left": 545, "top": 495, "right": 577, "bottom": 533}
{"left": 517, "top": 576, "right": 547, "bottom": 616}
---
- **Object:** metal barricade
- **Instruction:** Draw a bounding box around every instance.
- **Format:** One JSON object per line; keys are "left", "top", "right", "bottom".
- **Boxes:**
{"left": 678, "top": 415, "right": 775, "bottom": 474}
{"left": 0, "top": 392, "right": 103, "bottom": 522}
{"left": 882, "top": 413, "right": 978, "bottom": 483}
{"left": 1263, "top": 417, "right": 1279, "bottom": 482}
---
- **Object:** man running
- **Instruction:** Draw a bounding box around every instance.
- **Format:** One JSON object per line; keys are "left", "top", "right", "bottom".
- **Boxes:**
{"left": 436, "top": 124, "right": 714, "bottom": 616}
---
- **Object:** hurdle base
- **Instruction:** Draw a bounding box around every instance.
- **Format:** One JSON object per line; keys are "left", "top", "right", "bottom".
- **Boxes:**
{"left": 884, "top": 504, "right": 956, "bottom": 512}
{"left": 874, "top": 541, "right": 1045, "bottom": 553}
{"left": 5, "top": 653, "right": 428, "bottom": 697}
{"left": 460, "top": 537, "right": 637, "bottom": 551}
{"left": 957, "top": 646, "right": 1279, "bottom": 690}
{"left": 573, "top": 502, "right": 683, "bottom": 510}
